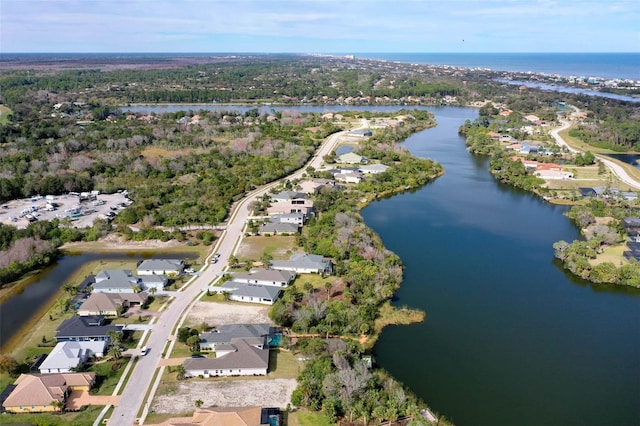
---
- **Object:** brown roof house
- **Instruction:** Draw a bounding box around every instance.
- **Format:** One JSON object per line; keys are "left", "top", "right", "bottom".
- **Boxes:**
{"left": 148, "top": 406, "right": 280, "bottom": 426}
{"left": 77, "top": 292, "right": 148, "bottom": 316}
{"left": 2, "top": 372, "right": 95, "bottom": 413}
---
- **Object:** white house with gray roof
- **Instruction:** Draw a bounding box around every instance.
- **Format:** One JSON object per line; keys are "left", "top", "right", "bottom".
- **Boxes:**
{"left": 270, "top": 253, "right": 333, "bottom": 275}
{"left": 199, "top": 323, "right": 273, "bottom": 351}
{"left": 269, "top": 190, "right": 307, "bottom": 203}
{"left": 231, "top": 269, "right": 296, "bottom": 287}
{"left": 182, "top": 337, "right": 269, "bottom": 377}
{"left": 259, "top": 222, "right": 299, "bottom": 235}
{"left": 214, "top": 281, "right": 282, "bottom": 305}
{"left": 94, "top": 269, "right": 168, "bottom": 293}
{"left": 39, "top": 341, "right": 106, "bottom": 374}
{"left": 359, "top": 163, "right": 390, "bottom": 174}
{"left": 137, "top": 259, "right": 184, "bottom": 276}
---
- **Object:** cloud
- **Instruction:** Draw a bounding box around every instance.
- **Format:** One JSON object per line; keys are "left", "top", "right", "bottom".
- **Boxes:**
{"left": 1, "top": 0, "right": 638, "bottom": 52}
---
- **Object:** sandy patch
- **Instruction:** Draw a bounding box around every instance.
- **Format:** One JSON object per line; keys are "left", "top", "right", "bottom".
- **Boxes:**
{"left": 63, "top": 233, "right": 183, "bottom": 250}
{"left": 185, "top": 301, "right": 271, "bottom": 327}
{"left": 151, "top": 378, "right": 296, "bottom": 413}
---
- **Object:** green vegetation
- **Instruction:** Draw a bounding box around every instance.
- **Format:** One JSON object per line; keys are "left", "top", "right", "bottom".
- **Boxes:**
{"left": 553, "top": 201, "right": 640, "bottom": 287}
{"left": 0, "top": 405, "right": 104, "bottom": 425}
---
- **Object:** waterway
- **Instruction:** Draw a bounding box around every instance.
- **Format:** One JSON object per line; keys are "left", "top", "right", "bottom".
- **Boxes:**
{"left": 0, "top": 251, "right": 198, "bottom": 350}
{"left": 361, "top": 107, "right": 640, "bottom": 425}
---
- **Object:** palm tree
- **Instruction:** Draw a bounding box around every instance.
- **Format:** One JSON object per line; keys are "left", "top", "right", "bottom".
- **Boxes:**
{"left": 54, "top": 297, "right": 70, "bottom": 314}
{"left": 194, "top": 399, "right": 204, "bottom": 408}
{"left": 222, "top": 291, "right": 231, "bottom": 302}
{"left": 176, "top": 365, "right": 186, "bottom": 380}
{"left": 49, "top": 399, "right": 65, "bottom": 412}
{"left": 324, "top": 281, "right": 332, "bottom": 300}
{"left": 186, "top": 335, "right": 200, "bottom": 353}
{"left": 108, "top": 346, "right": 122, "bottom": 362}
{"left": 148, "top": 287, "right": 157, "bottom": 296}
{"left": 106, "top": 330, "right": 123, "bottom": 346}
{"left": 130, "top": 285, "right": 142, "bottom": 293}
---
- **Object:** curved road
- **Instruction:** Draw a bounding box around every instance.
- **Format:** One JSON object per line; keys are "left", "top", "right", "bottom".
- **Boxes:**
{"left": 550, "top": 108, "right": 640, "bottom": 190}
{"left": 109, "top": 123, "right": 365, "bottom": 425}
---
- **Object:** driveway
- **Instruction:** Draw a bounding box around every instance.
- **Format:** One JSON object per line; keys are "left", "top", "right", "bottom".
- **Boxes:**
{"left": 66, "top": 390, "right": 120, "bottom": 410}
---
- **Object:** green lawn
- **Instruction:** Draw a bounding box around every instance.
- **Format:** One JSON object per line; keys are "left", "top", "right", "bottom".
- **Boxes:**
{"left": 90, "top": 359, "right": 129, "bottom": 395}
{"left": 236, "top": 235, "right": 298, "bottom": 261}
{"left": 289, "top": 410, "right": 334, "bottom": 426}
{"left": 267, "top": 348, "right": 304, "bottom": 379}
{"left": 0, "top": 405, "right": 104, "bottom": 425}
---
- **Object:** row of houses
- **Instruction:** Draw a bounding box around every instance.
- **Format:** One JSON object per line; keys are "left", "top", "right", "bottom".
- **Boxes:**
{"left": 211, "top": 253, "right": 332, "bottom": 305}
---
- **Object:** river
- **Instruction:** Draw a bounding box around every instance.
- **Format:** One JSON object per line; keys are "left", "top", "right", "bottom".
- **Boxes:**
{"left": 97, "top": 104, "right": 639, "bottom": 423}
{"left": 0, "top": 250, "right": 198, "bottom": 350}
{"left": 361, "top": 107, "right": 640, "bottom": 425}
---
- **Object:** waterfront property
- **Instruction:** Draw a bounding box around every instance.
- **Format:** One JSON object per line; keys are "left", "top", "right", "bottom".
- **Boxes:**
{"left": 149, "top": 406, "right": 280, "bottom": 426}
{"left": 231, "top": 269, "right": 296, "bottom": 287}
{"left": 337, "top": 152, "right": 366, "bottom": 164}
{"left": 55, "top": 315, "right": 122, "bottom": 342}
{"left": 270, "top": 253, "right": 333, "bottom": 275}
{"left": 38, "top": 341, "right": 106, "bottom": 374}
{"left": 2, "top": 372, "right": 96, "bottom": 413}
{"left": 199, "top": 323, "right": 274, "bottom": 351}
{"left": 182, "top": 337, "right": 269, "bottom": 378}
{"left": 269, "top": 212, "right": 305, "bottom": 225}
{"left": 213, "top": 281, "right": 282, "bottom": 305}
{"left": 259, "top": 222, "right": 300, "bottom": 235}
{"left": 77, "top": 292, "right": 148, "bottom": 316}
{"left": 94, "top": 269, "right": 168, "bottom": 293}
{"left": 359, "top": 163, "right": 390, "bottom": 174}
{"left": 269, "top": 190, "right": 307, "bottom": 203}
{"left": 136, "top": 259, "right": 185, "bottom": 276}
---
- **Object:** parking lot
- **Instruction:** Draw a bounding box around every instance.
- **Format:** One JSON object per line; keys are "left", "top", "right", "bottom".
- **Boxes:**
{"left": 0, "top": 191, "right": 131, "bottom": 229}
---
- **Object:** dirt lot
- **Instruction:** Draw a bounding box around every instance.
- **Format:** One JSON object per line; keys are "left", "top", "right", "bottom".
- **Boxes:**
{"left": 151, "top": 378, "right": 297, "bottom": 413}
{"left": 184, "top": 301, "right": 271, "bottom": 327}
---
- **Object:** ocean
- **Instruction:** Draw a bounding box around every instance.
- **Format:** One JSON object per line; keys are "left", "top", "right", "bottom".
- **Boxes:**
{"left": 352, "top": 52, "right": 640, "bottom": 81}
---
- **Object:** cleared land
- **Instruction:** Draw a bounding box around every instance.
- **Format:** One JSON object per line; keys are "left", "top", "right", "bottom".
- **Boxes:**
{"left": 151, "top": 378, "right": 297, "bottom": 414}
{"left": 184, "top": 301, "right": 271, "bottom": 327}
{"left": 235, "top": 235, "right": 299, "bottom": 261}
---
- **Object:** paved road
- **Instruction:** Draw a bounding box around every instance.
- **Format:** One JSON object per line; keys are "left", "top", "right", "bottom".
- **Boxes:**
{"left": 550, "top": 108, "right": 640, "bottom": 190}
{"left": 109, "top": 125, "right": 358, "bottom": 425}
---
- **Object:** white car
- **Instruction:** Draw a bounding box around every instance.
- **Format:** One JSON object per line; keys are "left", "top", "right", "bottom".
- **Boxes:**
{"left": 140, "top": 346, "right": 149, "bottom": 356}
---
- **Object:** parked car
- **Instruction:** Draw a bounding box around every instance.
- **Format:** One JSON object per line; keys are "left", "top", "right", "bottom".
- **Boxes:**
{"left": 140, "top": 346, "right": 149, "bottom": 356}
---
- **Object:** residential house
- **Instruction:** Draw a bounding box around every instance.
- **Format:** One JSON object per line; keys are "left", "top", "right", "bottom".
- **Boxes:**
{"left": 2, "top": 373, "right": 95, "bottom": 413}
{"left": 347, "top": 129, "right": 373, "bottom": 137}
{"left": 266, "top": 199, "right": 314, "bottom": 216}
{"left": 150, "top": 406, "right": 280, "bottom": 426}
{"left": 231, "top": 269, "right": 296, "bottom": 287}
{"left": 297, "top": 178, "right": 335, "bottom": 194}
{"left": 39, "top": 341, "right": 106, "bottom": 374}
{"left": 359, "top": 163, "right": 390, "bottom": 174}
{"left": 337, "top": 152, "right": 366, "bottom": 164}
{"left": 269, "top": 212, "right": 305, "bottom": 226}
{"left": 519, "top": 143, "right": 539, "bottom": 155}
{"left": 269, "top": 191, "right": 307, "bottom": 203}
{"left": 259, "top": 222, "right": 299, "bottom": 236}
{"left": 334, "top": 171, "right": 363, "bottom": 184}
{"left": 199, "top": 323, "right": 274, "bottom": 351}
{"left": 213, "top": 282, "right": 281, "bottom": 305}
{"left": 55, "top": 316, "right": 122, "bottom": 342}
{"left": 137, "top": 259, "right": 184, "bottom": 276}
{"left": 94, "top": 269, "right": 167, "bottom": 293}
{"left": 77, "top": 292, "right": 148, "bottom": 316}
{"left": 182, "top": 337, "right": 269, "bottom": 378}
{"left": 270, "top": 253, "right": 333, "bottom": 275}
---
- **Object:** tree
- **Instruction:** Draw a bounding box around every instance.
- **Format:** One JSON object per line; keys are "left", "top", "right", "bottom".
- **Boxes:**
{"left": 324, "top": 281, "right": 332, "bottom": 300}
{"left": 176, "top": 365, "right": 187, "bottom": 380}
{"left": 186, "top": 335, "right": 200, "bottom": 353}
{"left": 49, "top": 399, "right": 65, "bottom": 412}
{"left": 148, "top": 286, "right": 157, "bottom": 296}
{"left": 222, "top": 291, "right": 232, "bottom": 301}
{"left": 195, "top": 399, "right": 204, "bottom": 408}
{"left": 107, "top": 330, "right": 124, "bottom": 346}
{"left": 54, "top": 297, "right": 70, "bottom": 314}
{"left": 0, "top": 354, "right": 19, "bottom": 375}
{"left": 108, "top": 346, "right": 122, "bottom": 361}
{"left": 303, "top": 282, "right": 314, "bottom": 295}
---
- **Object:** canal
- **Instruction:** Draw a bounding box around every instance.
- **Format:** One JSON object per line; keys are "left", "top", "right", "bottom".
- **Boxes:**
{"left": 0, "top": 250, "right": 198, "bottom": 350}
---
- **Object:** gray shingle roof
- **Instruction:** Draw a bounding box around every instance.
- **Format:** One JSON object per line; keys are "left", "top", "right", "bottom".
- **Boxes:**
{"left": 200, "top": 323, "right": 272, "bottom": 346}
{"left": 183, "top": 338, "right": 269, "bottom": 372}
{"left": 55, "top": 316, "right": 122, "bottom": 340}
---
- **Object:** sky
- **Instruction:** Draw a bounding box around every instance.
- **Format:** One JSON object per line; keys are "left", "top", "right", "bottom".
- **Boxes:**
{"left": 1, "top": 0, "right": 639, "bottom": 53}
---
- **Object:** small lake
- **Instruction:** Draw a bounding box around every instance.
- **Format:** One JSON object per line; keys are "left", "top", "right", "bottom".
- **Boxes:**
{"left": 605, "top": 153, "right": 640, "bottom": 169}
{"left": 0, "top": 250, "right": 198, "bottom": 350}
